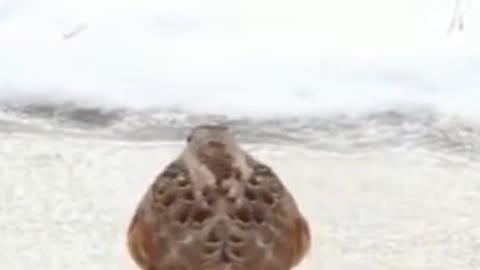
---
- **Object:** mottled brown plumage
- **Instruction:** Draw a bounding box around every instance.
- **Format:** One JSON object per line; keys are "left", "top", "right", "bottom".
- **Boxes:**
{"left": 127, "top": 124, "right": 311, "bottom": 270}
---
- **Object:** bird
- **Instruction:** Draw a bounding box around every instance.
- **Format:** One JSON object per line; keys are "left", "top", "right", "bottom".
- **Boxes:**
{"left": 127, "top": 124, "right": 311, "bottom": 270}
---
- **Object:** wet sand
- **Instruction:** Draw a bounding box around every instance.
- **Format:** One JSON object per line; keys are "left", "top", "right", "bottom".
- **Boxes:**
{"left": 1, "top": 133, "right": 479, "bottom": 270}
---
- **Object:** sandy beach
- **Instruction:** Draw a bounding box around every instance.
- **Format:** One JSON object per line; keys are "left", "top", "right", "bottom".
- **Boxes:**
{"left": 1, "top": 132, "right": 479, "bottom": 270}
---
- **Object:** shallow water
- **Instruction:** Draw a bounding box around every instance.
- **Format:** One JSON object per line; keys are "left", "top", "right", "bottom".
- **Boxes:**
{"left": 1, "top": 132, "right": 479, "bottom": 270}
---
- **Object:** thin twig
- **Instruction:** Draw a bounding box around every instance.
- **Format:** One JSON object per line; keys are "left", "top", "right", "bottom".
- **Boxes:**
{"left": 447, "top": 0, "right": 464, "bottom": 34}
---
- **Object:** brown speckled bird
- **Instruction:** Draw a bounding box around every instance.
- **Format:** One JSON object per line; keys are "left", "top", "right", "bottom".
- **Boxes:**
{"left": 127, "top": 124, "right": 310, "bottom": 270}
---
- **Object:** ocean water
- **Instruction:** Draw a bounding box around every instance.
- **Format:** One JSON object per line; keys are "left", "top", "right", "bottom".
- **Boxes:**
{"left": 1, "top": 0, "right": 480, "bottom": 269}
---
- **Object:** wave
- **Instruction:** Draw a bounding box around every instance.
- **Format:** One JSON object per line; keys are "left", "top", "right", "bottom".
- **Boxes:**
{"left": 1, "top": 0, "right": 480, "bottom": 162}
{"left": 1, "top": 0, "right": 480, "bottom": 118}
{"left": 1, "top": 101, "right": 479, "bottom": 162}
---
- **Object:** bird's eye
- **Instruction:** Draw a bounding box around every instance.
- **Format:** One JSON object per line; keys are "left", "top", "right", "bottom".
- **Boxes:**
{"left": 187, "top": 135, "right": 193, "bottom": 142}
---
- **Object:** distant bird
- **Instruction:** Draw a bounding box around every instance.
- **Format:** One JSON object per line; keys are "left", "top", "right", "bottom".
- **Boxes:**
{"left": 127, "top": 124, "right": 311, "bottom": 270}
{"left": 62, "top": 24, "right": 88, "bottom": 40}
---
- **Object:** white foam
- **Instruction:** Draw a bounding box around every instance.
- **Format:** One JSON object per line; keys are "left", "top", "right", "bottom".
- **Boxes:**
{"left": 1, "top": 0, "right": 480, "bottom": 117}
